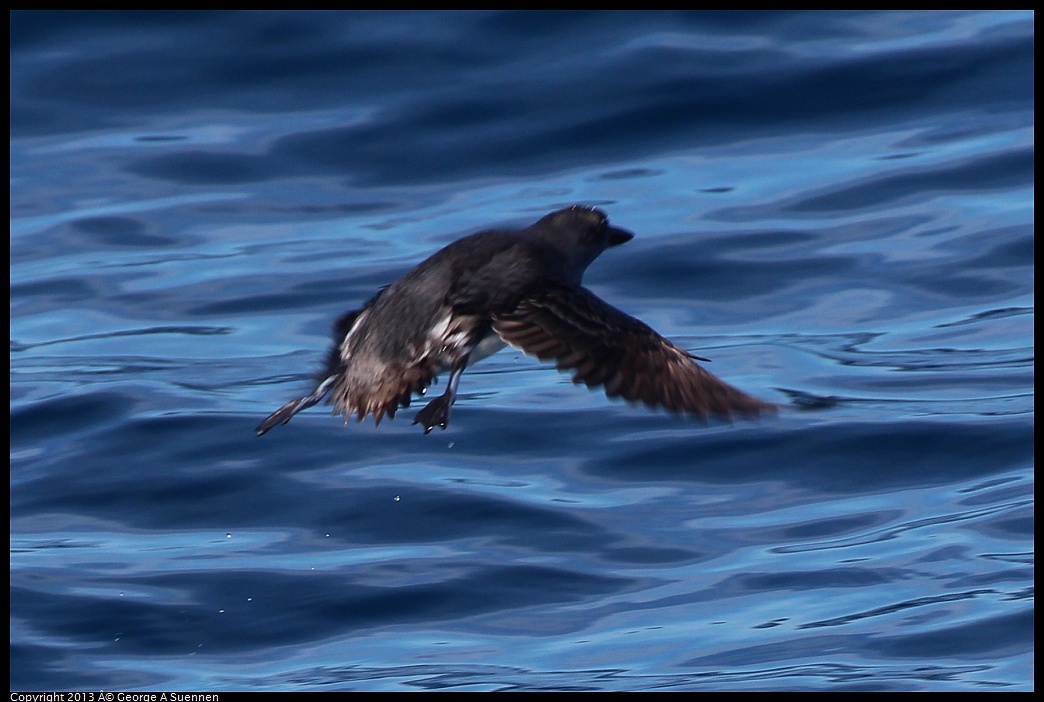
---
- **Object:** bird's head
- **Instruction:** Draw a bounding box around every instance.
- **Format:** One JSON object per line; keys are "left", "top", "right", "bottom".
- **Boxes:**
{"left": 533, "top": 205, "right": 634, "bottom": 277}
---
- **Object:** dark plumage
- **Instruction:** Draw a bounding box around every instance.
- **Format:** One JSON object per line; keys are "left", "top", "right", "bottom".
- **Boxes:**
{"left": 256, "top": 205, "right": 774, "bottom": 436}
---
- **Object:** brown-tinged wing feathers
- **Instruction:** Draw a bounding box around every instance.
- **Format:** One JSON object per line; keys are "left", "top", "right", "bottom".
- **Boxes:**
{"left": 329, "top": 360, "right": 435, "bottom": 427}
{"left": 492, "top": 285, "right": 774, "bottom": 419}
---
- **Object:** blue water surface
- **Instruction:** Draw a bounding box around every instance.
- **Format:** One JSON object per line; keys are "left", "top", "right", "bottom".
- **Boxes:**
{"left": 10, "top": 10, "right": 1034, "bottom": 692}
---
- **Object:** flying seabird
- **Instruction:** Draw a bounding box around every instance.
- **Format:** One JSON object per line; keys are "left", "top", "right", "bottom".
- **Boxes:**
{"left": 256, "top": 205, "right": 774, "bottom": 436}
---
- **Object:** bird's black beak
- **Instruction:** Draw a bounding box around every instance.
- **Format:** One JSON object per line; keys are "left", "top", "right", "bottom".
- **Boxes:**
{"left": 607, "top": 226, "right": 634, "bottom": 247}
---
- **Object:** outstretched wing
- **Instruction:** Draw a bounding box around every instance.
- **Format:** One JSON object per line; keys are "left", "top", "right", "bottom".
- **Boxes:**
{"left": 492, "top": 284, "right": 774, "bottom": 419}
{"left": 255, "top": 375, "right": 337, "bottom": 436}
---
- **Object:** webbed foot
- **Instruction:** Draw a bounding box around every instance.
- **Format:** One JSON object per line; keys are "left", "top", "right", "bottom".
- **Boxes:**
{"left": 413, "top": 394, "right": 453, "bottom": 434}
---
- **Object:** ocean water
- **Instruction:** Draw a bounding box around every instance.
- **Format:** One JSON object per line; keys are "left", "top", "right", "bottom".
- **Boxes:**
{"left": 9, "top": 11, "right": 1033, "bottom": 692}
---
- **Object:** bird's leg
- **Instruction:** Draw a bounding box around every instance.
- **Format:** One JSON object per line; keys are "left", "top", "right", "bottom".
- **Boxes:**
{"left": 413, "top": 362, "right": 466, "bottom": 434}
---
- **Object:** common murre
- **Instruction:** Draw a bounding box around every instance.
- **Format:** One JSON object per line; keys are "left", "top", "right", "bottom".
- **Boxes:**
{"left": 256, "top": 205, "right": 774, "bottom": 436}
